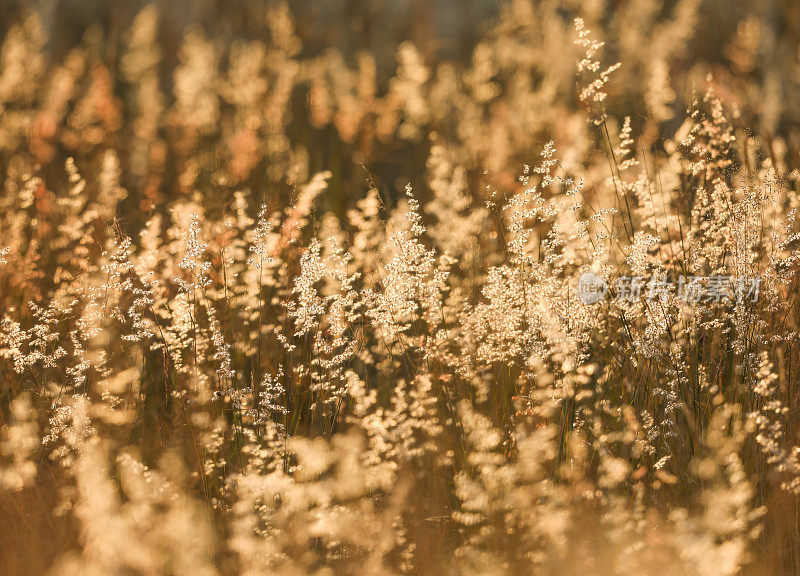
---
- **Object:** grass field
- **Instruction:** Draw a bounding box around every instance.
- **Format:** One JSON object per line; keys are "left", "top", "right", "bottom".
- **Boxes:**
{"left": 2, "top": 1, "right": 800, "bottom": 574}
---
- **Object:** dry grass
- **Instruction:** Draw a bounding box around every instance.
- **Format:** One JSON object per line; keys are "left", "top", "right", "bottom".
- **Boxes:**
{"left": 2, "top": 1, "right": 800, "bottom": 574}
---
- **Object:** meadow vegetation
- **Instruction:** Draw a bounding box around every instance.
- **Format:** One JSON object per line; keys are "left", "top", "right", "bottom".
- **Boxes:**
{"left": 2, "top": 1, "right": 800, "bottom": 574}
